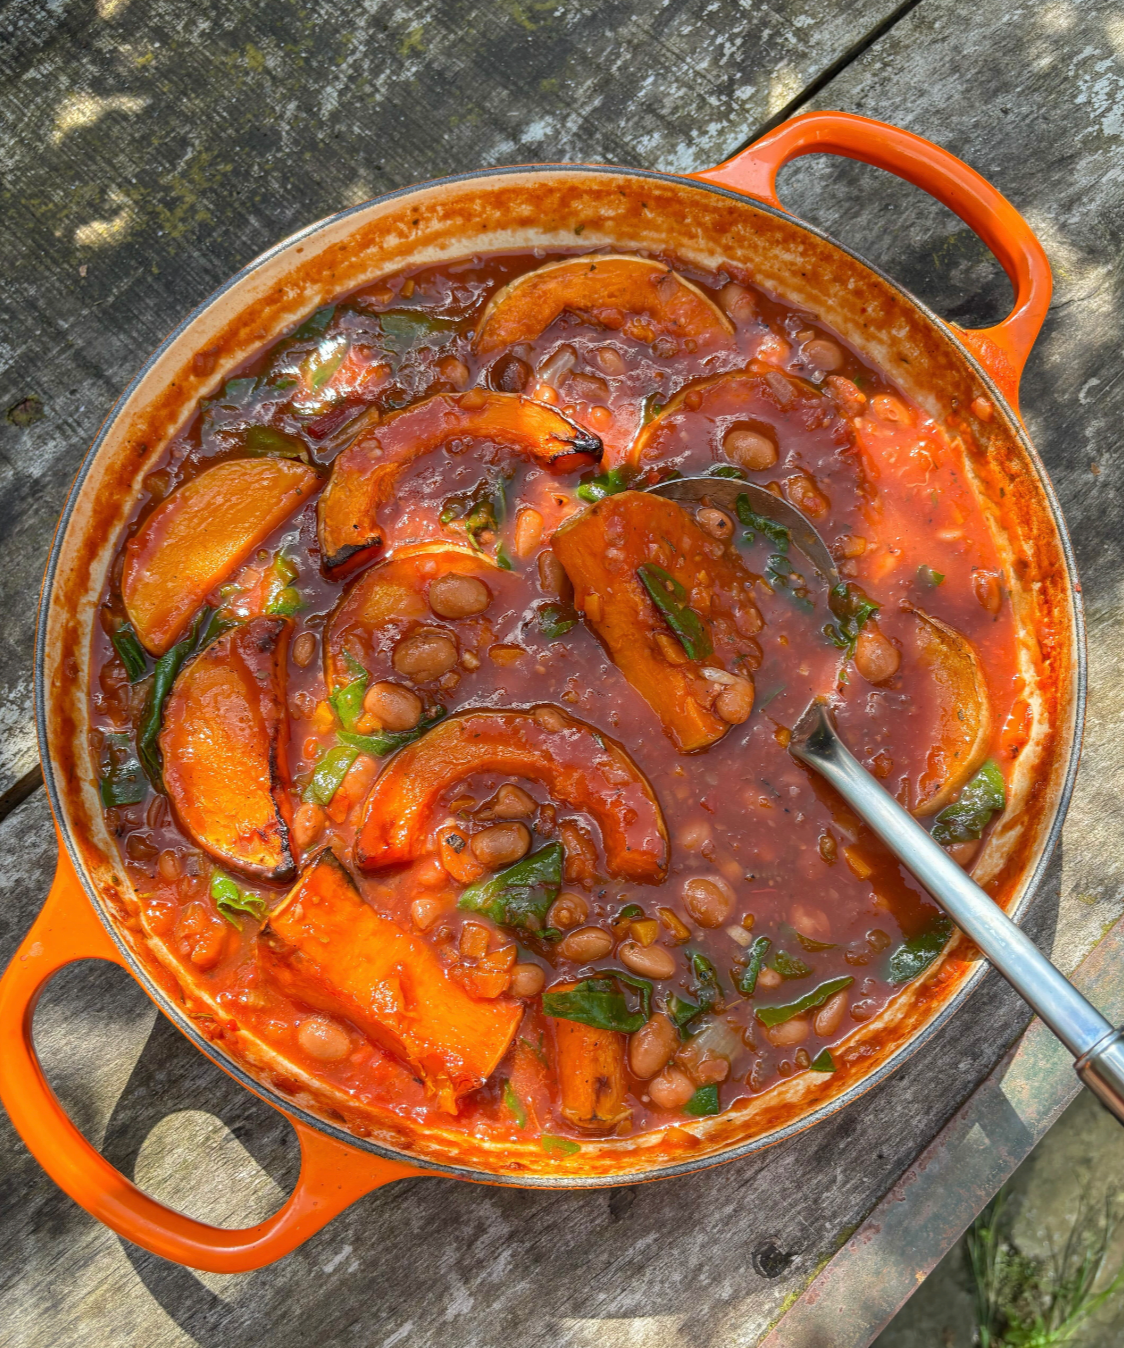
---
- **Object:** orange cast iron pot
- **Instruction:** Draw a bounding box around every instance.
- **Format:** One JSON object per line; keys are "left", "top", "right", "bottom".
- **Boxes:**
{"left": 0, "top": 112, "right": 1084, "bottom": 1272}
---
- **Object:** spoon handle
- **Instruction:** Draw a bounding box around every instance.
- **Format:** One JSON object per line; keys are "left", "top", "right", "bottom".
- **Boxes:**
{"left": 790, "top": 700, "right": 1124, "bottom": 1124}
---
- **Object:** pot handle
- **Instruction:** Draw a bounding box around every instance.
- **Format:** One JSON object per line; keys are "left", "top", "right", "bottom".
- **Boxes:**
{"left": 0, "top": 837, "right": 427, "bottom": 1273}
{"left": 692, "top": 110, "right": 1052, "bottom": 408}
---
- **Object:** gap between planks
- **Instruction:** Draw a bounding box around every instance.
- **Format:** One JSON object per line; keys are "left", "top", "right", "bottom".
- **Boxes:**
{"left": 740, "top": 0, "right": 927, "bottom": 147}
{"left": 0, "top": 764, "right": 44, "bottom": 824}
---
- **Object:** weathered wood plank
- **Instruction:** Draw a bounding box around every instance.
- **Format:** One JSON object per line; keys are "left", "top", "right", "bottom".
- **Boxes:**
{"left": 3, "top": 0, "right": 1124, "bottom": 1343}
{"left": 0, "top": 787, "right": 1054, "bottom": 1348}
{"left": 0, "top": 0, "right": 896, "bottom": 797}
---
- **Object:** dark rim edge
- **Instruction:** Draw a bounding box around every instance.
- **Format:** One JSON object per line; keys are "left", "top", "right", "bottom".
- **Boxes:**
{"left": 32, "top": 161, "right": 1086, "bottom": 1189}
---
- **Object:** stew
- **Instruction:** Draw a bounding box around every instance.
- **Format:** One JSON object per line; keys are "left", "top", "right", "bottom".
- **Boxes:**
{"left": 90, "top": 248, "right": 1020, "bottom": 1148}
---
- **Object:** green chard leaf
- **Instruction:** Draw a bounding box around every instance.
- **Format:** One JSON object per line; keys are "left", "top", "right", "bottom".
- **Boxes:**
{"left": 683, "top": 1084, "right": 721, "bottom": 1117}
{"left": 266, "top": 587, "right": 302, "bottom": 617}
{"left": 688, "top": 950, "right": 723, "bottom": 1013}
{"left": 264, "top": 553, "right": 302, "bottom": 617}
{"left": 577, "top": 465, "right": 634, "bottom": 503}
{"left": 338, "top": 706, "right": 447, "bottom": 758}
{"left": 195, "top": 606, "right": 239, "bottom": 653}
{"left": 303, "top": 745, "right": 359, "bottom": 805}
{"left": 329, "top": 655, "right": 370, "bottom": 732}
{"left": 640, "top": 393, "right": 665, "bottom": 426}
{"left": 931, "top": 760, "right": 1006, "bottom": 845}
{"left": 210, "top": 870, "right": 267, "bottom": 930}
{"left": 219, "top": 376, "right": 259, "bottom": 407}
{"left": 637, "top": 562, "right": 713, "bottom": 661}
{"left": 303, "top": 338, "right": 348, "bottom": 392}
{"left": 243, "top": 425, "right": 309, "bottom": 460}
{"left": 665, "top": 993, "right": 703, "bottom": 1030}
{"left": 887, "top": 915, "right": 955, "bottom": 985}
{"left": 706, "top": 464, "right": 748, "bottom": 480}
{"left": 809, "top": 1049, "right": 836, "bottom": 1073}
{"left": 763, "top": 553, "right": 815, "bottom": 614}
{"left": 755, "top": 976, "right": 854, "bottom": 1028}
{"left": 733, "top": 499, "right": 814, "bottom": 611}
{"left": 495, "top": 540, "right": 514, "bottom": 571}
{"left": 785, "top": 924, "right": 838, "bottom": 953}
{"left": 98, "top": 732, "right": 147, "bottom": 807}
{"left": 824, "top": 582, "right": 880, "bottom": 656}
{"left": 538, "top": 603, "right": 577, "bottom": 639}
{"left": 542, "top": 976, "right": 646, "bottom": 1034}
{"left": 377, "top": 310, "right": 456, "bottom": 354}
{"left": 917, "top": 564, "right": 945, "bottom": 588}
{"left": 137, "top": 610, "right": 209, "bottom": 791}
{"left": 440, "top": 475, "right": 510, "bottom": 549}
{"left": 294, "top": 305, "right": 336, "bottom": 340}
{"left": 735, "top": 495, "right": 791, "bottom": 552}
{"left": 615, "top": 971, "right": 653, "bottom": 1022}
{"left": 539, "top": 1134, "right": 581, "bottom": 1156}
{"left": 771, "top": 949, "right": 813, "bottom": 980}
{"left": 110, "top": 623, "right": 148, "bottom": 683}
{"left": 458, "top": 843, "right": 563, "bottom": 933}
{"left": 502, "top": 1080, "right": 527, "bottom": 1129}
{"left": 734, "top": 936, "right": 772, "bottom": 997}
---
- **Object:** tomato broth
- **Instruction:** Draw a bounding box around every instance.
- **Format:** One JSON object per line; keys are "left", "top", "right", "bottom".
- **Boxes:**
{"left": 90, "top": 247, "right": 1020, "bottom": 1145}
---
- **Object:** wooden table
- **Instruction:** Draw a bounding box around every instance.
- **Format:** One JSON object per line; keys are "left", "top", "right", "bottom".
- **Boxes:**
{"left": 2, "top": 2, "right": 1122, "bottom": 1344}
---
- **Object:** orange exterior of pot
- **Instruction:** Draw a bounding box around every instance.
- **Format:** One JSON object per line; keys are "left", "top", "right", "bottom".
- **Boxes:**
{"left": 691, "top": 111, "right": 1052, "bottom": 411}
{"left": 0, "top": 111, "right": 1063, "bottom": 1271}
{"left": 0, "top": 833, "right": 429, "bottom": 1271}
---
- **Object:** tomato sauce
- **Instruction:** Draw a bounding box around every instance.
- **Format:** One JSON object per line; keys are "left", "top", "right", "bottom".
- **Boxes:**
{"left": 89, "top": 247, "right": 1020, "bottom": 1146}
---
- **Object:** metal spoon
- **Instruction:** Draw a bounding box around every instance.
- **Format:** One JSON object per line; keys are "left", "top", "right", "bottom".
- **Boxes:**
{"left": 790, "top": 701, "right": 1124, "bottom": 1123}
{"left": 646, "top": 476, "right": 1124, "bottom": 1122}
{"left": 647, "top": 475, "right": 840, "bottom": 586}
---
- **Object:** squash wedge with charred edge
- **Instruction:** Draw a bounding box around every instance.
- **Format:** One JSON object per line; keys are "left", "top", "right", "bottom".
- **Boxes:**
{"left": 629, "top": 364, "right": 831, "bottom": 468}
{"left": 324, "top": 546, "right": 504, "bottom": 692}
{"left": 261, "top": 848, "right": 522, "bottom": 1112}
{"left": 550, "top": 986, "right": 631, "bottom": 1133}
{"left": 160, "top": 617, "right": 295, "bottom": 881}
{"left": 473, "top": 255, "right": 734, "bottom": 356}
{"left": 553, "top": 491, "right": 761, "bottom": 753}
{"left": 357, "top": 706, "right": 668, "bottom": 883}
{"left": 911, "top": 609, "right": 993, "bottom": 815}
{"left": 123, "top": 458, "right": 319, "bottom": 655}
{"left": 316, "top": 392, "right": 601, "bottom": 575}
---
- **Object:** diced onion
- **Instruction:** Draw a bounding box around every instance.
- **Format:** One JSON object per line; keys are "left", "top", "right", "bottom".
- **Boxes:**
{"left": 536, "top": 344, "right": 578, "bottom": 387}
{"left": 677, "top": 1016, "right": 744, "bottom": 1076}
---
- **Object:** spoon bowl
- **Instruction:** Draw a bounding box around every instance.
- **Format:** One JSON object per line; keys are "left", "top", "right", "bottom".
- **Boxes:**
{"left": 644, "top": 476, "right": 840, "bottom": 586}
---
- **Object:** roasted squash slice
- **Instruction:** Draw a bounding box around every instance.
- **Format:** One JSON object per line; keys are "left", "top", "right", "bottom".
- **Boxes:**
{"left": 316, "top": 392, "right": 601, "bottom": 575}
{"left": 123, "top": 458, "right": 318, "bottom": 655}
{"left": 912, "top": 609, "right": 993, "bottom": 815}
{"left": 629, "top": 364, "right": 830, "bottom": 468}
{"left": 261, "top": 849, "right": 522, "bottom": 1113}
{"left": 324, "top": 546, "right": 504, "bottom": 692}
{"left": 552, "top": 491, "right": 764, "bottom": 753}
{"left": 473, "top": 255, "right": 734, "bottom": 356}
{"left": 160, "top": 617, "right": 295, "bottom": 881}
{"left": 356, "top": 706, "right": 669, "bottom": 883}
{"left": 549, "top": 988, "right": 630, "bottom": 1133}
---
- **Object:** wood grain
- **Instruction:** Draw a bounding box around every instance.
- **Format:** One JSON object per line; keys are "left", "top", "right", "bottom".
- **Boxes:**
{"left": 2, "top": 0, "right": 1123, "bottom": 1344}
